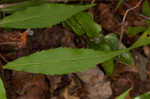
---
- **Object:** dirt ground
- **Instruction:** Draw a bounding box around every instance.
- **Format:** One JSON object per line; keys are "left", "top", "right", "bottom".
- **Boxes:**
{"left": 0, "top": 0, "right": 150, "bottom": 99}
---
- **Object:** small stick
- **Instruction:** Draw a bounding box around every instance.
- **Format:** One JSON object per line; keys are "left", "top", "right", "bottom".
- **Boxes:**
{"left": 0, "top": 42, "right": 17, "bottom": 45}
{"left": 0, "top": 53, "right": 8, "bottom": 63}
{"left": 124, "top": 2, "right": 150, "bottom": 21}
{"left": 138, "top": 13, "right": 150, "bottom": 21}
{"left": 118, "top": 0, "right": 143, "bottom": 50}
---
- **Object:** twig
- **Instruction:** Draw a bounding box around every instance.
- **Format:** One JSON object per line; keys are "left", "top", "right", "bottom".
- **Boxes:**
{"left": 0, "top": 53, "right": 8, "bottom": 63}
{"left": 138, "top": 13, "right": 150, "bottom": 21}
{"left": 124, "top": 2, "right": 150, "bottom": 21}
{"left": 118, "top": 0, "right": 143, "bottom": 50}
{"left": 0, "top": 42, "right": 17, "bottom": 45}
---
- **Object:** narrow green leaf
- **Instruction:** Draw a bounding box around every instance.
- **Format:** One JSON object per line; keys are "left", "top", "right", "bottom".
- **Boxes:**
{"left": 64, "top": 12, "right": 101, "bottom": 38}
{"left": 4, "top": 48, "right": 127, "bottom": 75}
{"left": 1, "top": 0, "right": 44, "bottom": 13}
{"left": 134, "top": 91, "right": 150, "bottom": 99}
{"left": 0, "top": 3, "right": 94, "bottom": 28}
{"left": 116, "top": 89, "right": 130, "bottom": 99}
{"left": 142, "top": 0, "right": 150, "bottom": 17}
{"left": 127, "top": 26, "right": 146, "bottom": 36}
{"left": 131, "top": 27, "right": 150, "bottom": 49}
{"left": 0, "top": 78, "right": 7, "bottom": 99}
{"left": 141, "top": 0, "right": 150, "bottom": 26}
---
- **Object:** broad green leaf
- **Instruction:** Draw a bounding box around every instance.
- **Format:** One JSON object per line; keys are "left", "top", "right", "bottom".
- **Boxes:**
{"left": 3, "top": 27, "right": 150, "bottom": 75}
{"left": 127, "top": 26, "right": 146, "bottom": 36}
{"left": 64, "top": 12, "right": 101, "bottom": 38}
{"left": 134, "top": 91, "right": 150, "bottom": 99}
{"left": 105, "top": 33, "right": 134, "bottom": 65}
{"left": 116, "top": 89, "right": 130, "bottom": 99}
{"left": 1, "top": 0, "right": 44, "bottom": 13}
{"left": 0, "top": 78, "right": 7, "bottom": 99}
{"left": 142, "top": 0, "right": 150, "bottom": 17}
{"left": 0, "top": 3, "right": 94, "bottom": 28}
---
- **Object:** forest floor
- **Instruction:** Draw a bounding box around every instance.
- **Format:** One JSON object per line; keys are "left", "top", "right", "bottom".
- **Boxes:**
{"left": 0, "top": 0, "right": 150, "bottom": 99}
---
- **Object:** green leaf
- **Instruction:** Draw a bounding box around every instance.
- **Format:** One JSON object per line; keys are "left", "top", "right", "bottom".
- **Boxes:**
{"left": 116, "top": 89, "right": 130, "bottom": 99}
{"left": 4, "top": 48, "right": 128, "bottom": 75}
{"left": 87, "top": 34, "right": 105, "bottom": 49}
{"left": 1, "top": 0, "right": 44, "bottom": 13}
{"left": 97, "top": 43, "right": 114, "bottom": 75}
{"left": 131, "top": 27, "right": 150, "bottom": 49}
{"left": 127, "top": 26, "right": 146, "bottom": 36}
{"left": 146, "top": 20, "right": 150, "bottom": 26}
{"left": 105, "top": 33, "right": 134, "bottom": 65}
{"left": 119, "top": 52, "right": 134, "bottom": 65}
{"left": 75, "top": 12, "right": 101, "bottom": 38}
{"left": 64, "top": 12, "right": 101, "bottom": 38}
{"left": 142, "top": 0, "right": 150, "bottom": 17}
{"left": 3, "top": 27, "right": 150, "bottom": 75}
{"left": 65, "top": 17, "right": 85, "bottom": 36}
{"left": 142, "top": 0, "right": 150, "bottom": 27}
{"left": 88, "top": 37, "right": 114, "bottom": 75}
{"left": 133, "top": 91, "right": 150, "bottom": 99}
{"left": 102, "top": 59, "right": 114, "bottom": 75}
{"left": 0, "top": 78, "right": 7, "bottom": 99}
{"left": 104, "top": 33, "right": 118, "bottom": 50}
{"left": 142, "top": 0, "right": 150, "bottom": 26}
{"left": 0, "top": 3, "right": 94, "bottom": 28}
